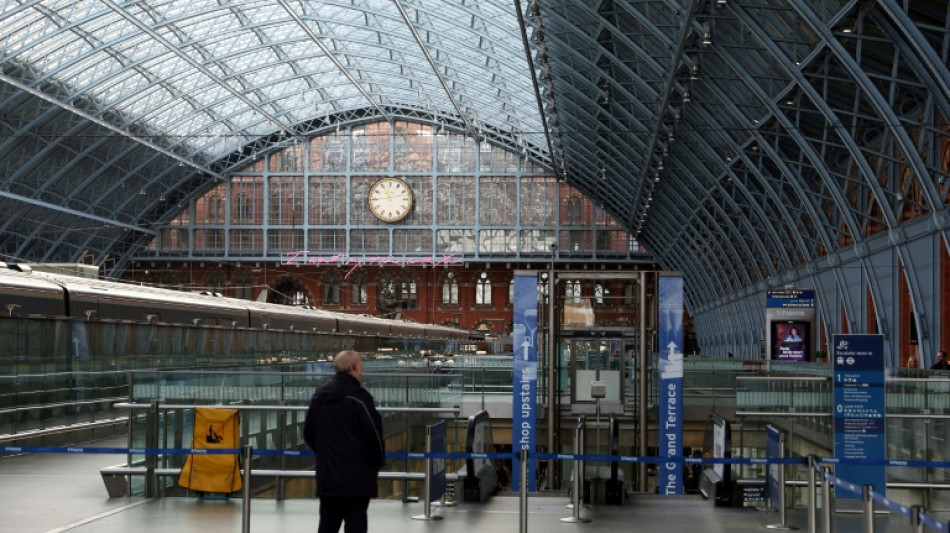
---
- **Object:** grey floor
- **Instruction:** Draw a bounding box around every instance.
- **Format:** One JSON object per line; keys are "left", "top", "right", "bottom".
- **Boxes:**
{"left": 0, "top": 438, "right": 924, "bottom": 533}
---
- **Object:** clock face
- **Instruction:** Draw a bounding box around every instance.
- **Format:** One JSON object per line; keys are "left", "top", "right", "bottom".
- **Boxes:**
{"left": 368, "top": 177, "right": 413, "bottom": 222}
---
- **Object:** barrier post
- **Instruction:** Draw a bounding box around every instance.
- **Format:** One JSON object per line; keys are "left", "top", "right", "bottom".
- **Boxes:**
{"left": 766, "top": 451, "right": 793, "bottom": 529}
{"left": 520, "top": 448, "right": 529, "bottom": 533}
{"left": 412, "top": 424, "right": 443, "bottom": 521}
{"left": 807, "top": 455, "right": 816, "bottom": 533}
{"left": 144, "top": 400, "right": 159, "bottom": 498}
{"left": 862, "top": 485, "right": 874, "bottom": 533}
{"left": 821, "top": 465, "right": 833, "bottom": 533}
{"left": 910, "top": 505, "right": 923, "bottom": 533}
{"left": 560, "top": 420, "right": 590, "bottom": 523}
{"left": 241, "top": 445, "right": 252, "bottom": 533}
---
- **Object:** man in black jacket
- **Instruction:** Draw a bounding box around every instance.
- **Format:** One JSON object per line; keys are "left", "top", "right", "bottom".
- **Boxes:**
{"left": 304, "top": 350, "right": 385, "bottom": 533}
{"left": 932, "top": 350, "right": 950, "bottom": 371}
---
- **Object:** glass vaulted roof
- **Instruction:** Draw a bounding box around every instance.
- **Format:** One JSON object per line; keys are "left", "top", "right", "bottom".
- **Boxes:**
{"left": 0, "top": 0, "right": 542, "bottom": 157}
{"left": 1, "top": 0, "right": 950, "bottom": 319}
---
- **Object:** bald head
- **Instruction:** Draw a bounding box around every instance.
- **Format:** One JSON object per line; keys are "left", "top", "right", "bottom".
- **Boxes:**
{"left": 333, "top": 350, "right": 363, "bottom": 381}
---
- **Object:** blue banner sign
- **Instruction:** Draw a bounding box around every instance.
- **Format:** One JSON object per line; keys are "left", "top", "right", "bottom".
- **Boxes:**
{"left": 428, "top": 421, "right": 447, "bottom": 502}
{"left": 832, "top": 334, "right": 886, "bottom": 498}
{"left": 766, "top": 425, "right": 784, "bottom": 511}
{"left": 658, "top": 274, "right": 684, "bottom": 494}
{"left": 512, "top": 274, "right": 538, "bottom": 492}
{"left": 766, "top": 289, "right": 816, "bottom": 308}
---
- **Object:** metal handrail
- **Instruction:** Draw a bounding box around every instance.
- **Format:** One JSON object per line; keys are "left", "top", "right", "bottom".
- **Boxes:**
{"left": 112, "top": 402, "right": 459, "bottom": 414}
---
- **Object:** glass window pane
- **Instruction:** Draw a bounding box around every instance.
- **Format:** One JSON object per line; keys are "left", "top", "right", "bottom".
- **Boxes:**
{"left": 310, "top": 230, "right": 346, "bottom": 253}
{"left": 195, "top": 184, "right": 227, "bottom": 224}
{"left": 350, "top": 176, "right": 382, "bottom": 226}
{"left": 476, "top": 273, "right": 493, "bottom": 305}
{"left": 521, "top": 177, "right": 557, "bottom": 226}
{"left": 437, "top": 230, "right": 475, "bottom": 254}
{"left": 269, "top": 144, "right": 304, "bottom": 172}
{"left": 268, "top": 176, "right": 304, "bottom": 225}
{"left": 393, "top": 230, "right": 431, "bottom": 254}
{"left": 560, "top": 230, "right": 593, "bottom": 254}
{"left": 311, "top": 132, "right": 348, "bottom": 172}
{"left": 267, "top": 229, "right": 304, "bottom": 253}
{"left": 309, "top": 176, "right": 347, "bottom": 225}
{"left": 194, "top": 229, "right": 224, "bottom": 252}
{"left": 351, "top": 230, "right": 389, "bottom": 254}
{"left": 394, "top": 121, "right": 433, "bottom": 172}
{"left": 561, "top": 187, "right": 593, "bottom": 226}
{"left": 437, "top": 176, "right": 476, "bottom": 225}
{"left": 520, "top": 230, "right": 556, "bottom": 254}
{"left": 231, "top": 177, "right": 263, "bottom": 224}
{"left": 479, "top": 177, "right": 516, "bottom": 225}
{"left": 351, "top": 122, "right": 391, "bottom": 172}
{"left": 437, "top": 131, "right": 476, "bottom": 173}
{"left": 229, "top": 229, "right": 263, "bottom": 253}
{"left": 161, "top": 228, "right": 189, "bottom": 251}
{"left": 479, "top": 229, "right": 517, "bottom": 255}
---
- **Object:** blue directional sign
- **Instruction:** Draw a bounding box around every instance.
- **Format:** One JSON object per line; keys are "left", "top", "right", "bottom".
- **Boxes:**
{"left": 512, "top": 274, "right": 538, "bottom": 492}
{"left": 658, "top": 274, "right": 684, "bottom": 494}
{"left": 832, "top": 334, "right": 886, "bottom": 498}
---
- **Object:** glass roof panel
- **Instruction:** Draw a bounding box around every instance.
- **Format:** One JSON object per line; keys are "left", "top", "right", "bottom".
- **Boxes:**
{"left": 0, "top": 0, "right": 542, "bottom": 160}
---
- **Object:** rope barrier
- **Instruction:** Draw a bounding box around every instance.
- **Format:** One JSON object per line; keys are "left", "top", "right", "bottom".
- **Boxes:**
{"left": 811, "top": 452, "right": 950, "bottom": 532}
{"left": 7, "top": 444, "right": 950, "bottom": 532}
{"left": 2, "top": 445, "right": 931, "bottom": 467}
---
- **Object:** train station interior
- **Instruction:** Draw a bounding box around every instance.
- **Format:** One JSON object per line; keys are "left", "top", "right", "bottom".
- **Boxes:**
{"left": 2, "top": 1, "right": 950, "bottom": 532}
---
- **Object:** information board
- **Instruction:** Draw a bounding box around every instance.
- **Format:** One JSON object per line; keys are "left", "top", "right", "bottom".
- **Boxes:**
{"left": 832, "top": 334, "right": 886, "bottom": 498}
{"left": 765, "top": 289, "right": 815, "bottom": 362}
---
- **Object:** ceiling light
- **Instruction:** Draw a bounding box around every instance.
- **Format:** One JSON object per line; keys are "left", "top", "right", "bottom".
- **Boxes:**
{"left": 689, "top": 62, "right": 700, "bottom": 81}
{"left": 682, "top": 87, "right": 691, "bottom": 103}
{"left": 702, "top": 21, "right": 712, "bottom": 46}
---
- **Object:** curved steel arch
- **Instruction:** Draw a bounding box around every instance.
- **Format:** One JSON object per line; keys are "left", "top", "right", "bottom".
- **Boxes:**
{"left": 0, "top": 0, "right": 948, "bottom": 360}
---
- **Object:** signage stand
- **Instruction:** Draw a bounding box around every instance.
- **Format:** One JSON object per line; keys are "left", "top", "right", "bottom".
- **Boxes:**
{"left": 412, "top": 422, "right": 446, "bottom": 521}
{"left": 765, "top": 425, "right": 796, "bottom": 530}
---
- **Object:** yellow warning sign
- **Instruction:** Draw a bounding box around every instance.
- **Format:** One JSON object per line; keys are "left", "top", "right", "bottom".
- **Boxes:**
{"left": 177, "top": 407, "right": 242, "bottom": 494}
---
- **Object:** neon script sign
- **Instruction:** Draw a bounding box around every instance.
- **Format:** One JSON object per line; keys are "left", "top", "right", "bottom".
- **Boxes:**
{"left": 282, "top": 251, "right": 463, "bottom": 278}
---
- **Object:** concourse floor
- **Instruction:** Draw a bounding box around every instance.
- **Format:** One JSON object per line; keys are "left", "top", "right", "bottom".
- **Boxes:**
{"left": 0, "top": 438, "right": 928, "bottom": 533}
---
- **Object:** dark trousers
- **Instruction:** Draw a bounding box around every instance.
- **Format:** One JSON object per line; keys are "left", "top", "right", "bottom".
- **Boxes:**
{"left": 318, "top": 496, "right": 370, "bottom": 533}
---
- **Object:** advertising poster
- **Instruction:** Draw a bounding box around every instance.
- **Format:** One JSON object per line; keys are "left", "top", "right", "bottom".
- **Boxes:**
{"left": 765, "top": 289, "right": 815, "bottom": 362}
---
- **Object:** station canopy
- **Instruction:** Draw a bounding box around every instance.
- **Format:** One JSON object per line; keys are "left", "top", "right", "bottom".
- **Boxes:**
{"left": 0, "top": 0, "right": 948, "bottom": 313}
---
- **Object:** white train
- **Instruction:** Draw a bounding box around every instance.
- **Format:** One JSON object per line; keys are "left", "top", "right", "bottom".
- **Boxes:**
{"left": 0, "top": 263, "right": 472, "bottom": 342}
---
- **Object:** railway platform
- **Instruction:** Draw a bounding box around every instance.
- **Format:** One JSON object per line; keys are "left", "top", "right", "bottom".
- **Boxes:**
{"left": 0, "top": 436, "right": 935, "bottom": 533}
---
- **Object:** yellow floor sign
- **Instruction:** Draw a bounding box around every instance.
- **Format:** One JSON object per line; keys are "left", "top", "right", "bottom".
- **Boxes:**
{"left": 177, "top": 407, "right": 242, "bottom": 494}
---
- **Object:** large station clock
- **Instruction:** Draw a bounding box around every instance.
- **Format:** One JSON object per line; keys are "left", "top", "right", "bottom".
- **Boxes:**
{"left": 368, "top": 177, "right": 414, "bottom": 222}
